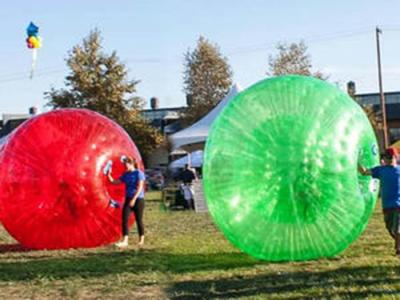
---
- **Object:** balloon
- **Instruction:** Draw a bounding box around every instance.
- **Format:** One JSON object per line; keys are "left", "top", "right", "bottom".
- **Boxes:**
{"left": 0, "top": 109, "right": 143, "bottom": 250}
{"left": 27, "top": 36, "right": 41, "bottom": 48}
{"left": 26, "top": 22, "right": 39, "bottom": 37}
{"left": 203, "top": 75, "right": 379, "bottom": 261}
{"left": 25, "top": 21, "right": 41, "bottom": 77}
{"left": 28, "top": 36, "right": 37, "bottom": 44}
{"left": 32, "top": 38, "right": 41, "bottom": 49}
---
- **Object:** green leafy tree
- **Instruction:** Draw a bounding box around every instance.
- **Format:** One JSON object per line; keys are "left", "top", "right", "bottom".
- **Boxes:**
{"left": 267, "top": 41, "right": 327, "bottom": 80}
{"left": 182, "top": 36, "right": 233, "bottom": 126}
{"left": 45, "top": 29, "right": 163, "bottom": 158}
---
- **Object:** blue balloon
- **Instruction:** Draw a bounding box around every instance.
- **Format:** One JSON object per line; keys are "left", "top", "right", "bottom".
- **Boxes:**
{"left": 26, "top": 22, "right": 39, "bottom": 37}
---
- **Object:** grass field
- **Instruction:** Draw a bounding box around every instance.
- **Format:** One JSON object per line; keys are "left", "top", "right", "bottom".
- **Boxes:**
{"left": 0, "top": 191, "right": 399, "bottom": 299}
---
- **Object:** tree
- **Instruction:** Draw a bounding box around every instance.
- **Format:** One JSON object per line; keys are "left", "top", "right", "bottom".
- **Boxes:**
{"left": 267, "top": 41, "right": 327, "bottom": 80}
{"left": 348, "top": 90, "right": 382, "bottom": 143}
{"left": 362, "top": 104, "right": 382, "bottom": 133}
{"left": 182, "top": 36, "right": 233, "bottom": 126}
{"left": 45, "top": 29, "right": 163, "bottom": 159}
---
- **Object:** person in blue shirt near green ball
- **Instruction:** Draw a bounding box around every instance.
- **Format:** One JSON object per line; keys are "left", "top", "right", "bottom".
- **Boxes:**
{"left": 107, "top": 156, "right": 146, "bottom": 248}
{"left": 359, "top": 147, "right": 400, "bottom": 256}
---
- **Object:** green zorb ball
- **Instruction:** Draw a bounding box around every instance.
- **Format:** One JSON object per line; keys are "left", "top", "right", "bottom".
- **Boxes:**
{"left": 203, "top": 75, "right": 379, "bottom": 261}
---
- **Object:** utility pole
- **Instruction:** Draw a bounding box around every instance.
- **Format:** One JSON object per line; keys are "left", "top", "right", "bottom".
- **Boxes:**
{"left": 376, "top": 26, "right": 389, "bottom": 149}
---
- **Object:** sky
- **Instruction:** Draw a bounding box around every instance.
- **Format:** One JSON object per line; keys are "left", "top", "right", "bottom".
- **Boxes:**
{"left": 1, "top": 0, "right": 400, "bottom": 115}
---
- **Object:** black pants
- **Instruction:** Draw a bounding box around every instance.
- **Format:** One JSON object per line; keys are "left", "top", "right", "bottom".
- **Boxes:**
{"left": 122, "top": 198, "right": 145, "bottom": 237}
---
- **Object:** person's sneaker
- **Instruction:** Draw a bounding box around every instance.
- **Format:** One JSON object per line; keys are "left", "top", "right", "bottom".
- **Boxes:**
{"left": 115, "top": 241, "right": 128, "bottom": 248}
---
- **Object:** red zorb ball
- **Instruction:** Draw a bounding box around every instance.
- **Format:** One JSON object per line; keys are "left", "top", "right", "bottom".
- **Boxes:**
{"left": 0, "top": 109, "right": 143, "bottom": 249}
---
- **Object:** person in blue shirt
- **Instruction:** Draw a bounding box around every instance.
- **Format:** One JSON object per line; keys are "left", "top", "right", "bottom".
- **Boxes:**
{"left": 107, "top": 156, "right": 145, "bottom": 248}
{"left": 359, "top": 147, "right": 400, "bottom": 255}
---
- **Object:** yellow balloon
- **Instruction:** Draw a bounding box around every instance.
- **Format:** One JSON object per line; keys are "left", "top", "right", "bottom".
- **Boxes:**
{"left": 28, "top": 36, "right": 37, "bottom": 43}
{"left": 33, "top": 37, "right": 42, "bottom": 49}
{"left": 37, "top": 37, "right": 42, "bottom": 48}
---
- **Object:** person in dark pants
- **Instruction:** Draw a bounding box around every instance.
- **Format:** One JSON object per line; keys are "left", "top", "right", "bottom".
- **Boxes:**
{"left": 107, "top": 156, "right": 145, "bottom": 248}
{"left": 359, "top": 147, "right": 400, "bottom": 256}
{"left": 179, "top": 164, "right": 197, "bottom": 210}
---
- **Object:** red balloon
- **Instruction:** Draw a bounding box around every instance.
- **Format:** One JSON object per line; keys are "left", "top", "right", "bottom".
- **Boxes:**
{"left": 0, "top": 109, "right": 143, "bottom": 249}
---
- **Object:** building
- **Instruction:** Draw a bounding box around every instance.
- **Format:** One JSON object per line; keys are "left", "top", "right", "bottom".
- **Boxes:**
{"left": 349, "top": 81, "right": 400, "bottom": 145}
{"left": 141, "top": 104, "right": 187, "bottom": 168}
{"left": 141, "top": 107, "right": 184, "bottom": 135}
{"left": 355, "top": 92, "right": 400, "bottom": 143}
{"left": 0, "top": 113, "right": 33, "bottom": 138}
{"left": 140, "top": 96, "right": 184, "bottom": 134}
{"left": 0, "top": 107, "right": 38, "bottom": 138}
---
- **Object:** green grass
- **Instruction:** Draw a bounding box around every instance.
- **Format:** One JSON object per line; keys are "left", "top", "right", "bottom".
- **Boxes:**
{"left": 144, "top": 190, "right": 161, "bottom": 201}
{"left": 0, "top": 191, "right": 399, "bottom": 299}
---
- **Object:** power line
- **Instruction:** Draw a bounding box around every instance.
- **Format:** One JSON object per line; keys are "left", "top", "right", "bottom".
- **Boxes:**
{"left": 225, "top": 27, "right": 372, "bottom": 56}
{"left": 0, "top": 27, "right": 397, "bottom": 84}
{"left": 0, "top": 66, "right": 65, "bottom": 80}
{"left": 0, "top": 69, "right": 66, "bottom": 84}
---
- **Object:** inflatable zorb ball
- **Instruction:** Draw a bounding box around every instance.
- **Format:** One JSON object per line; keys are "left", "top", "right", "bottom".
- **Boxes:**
{"left": 0, "top": 135, "right": 7, "bottom": 222}
{"left": 0, "top": 109, "right": 142, "bottom": 249}
{"left": 204, "top": 75, "right": 379, "bottom": 261}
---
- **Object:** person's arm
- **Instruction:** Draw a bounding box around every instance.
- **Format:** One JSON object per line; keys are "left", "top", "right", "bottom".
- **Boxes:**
{"left": 192, "top": 169, "right": 198, "bottom": 181}
{"left": 358, "top": 164, "right": 372, "bottom": 176}
{"left": 129, "top": 171, "right": 146, "bottom": 207}
{"left": 108, "top": 171, "right": 122, "bottom": 185}
{"left": 129, "top": 180, "right": 145, "bottom": 207}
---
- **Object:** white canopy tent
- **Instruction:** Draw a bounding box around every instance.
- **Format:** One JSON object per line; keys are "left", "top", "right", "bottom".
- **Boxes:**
{"left": 170, "top": 84, "right": 242, "bottom": 152}
{"left": 169, "top": 150, "right": 203, "bottom": 168}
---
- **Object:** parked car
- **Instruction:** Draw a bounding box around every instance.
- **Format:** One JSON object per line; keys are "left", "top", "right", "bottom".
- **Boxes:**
{"left": 145, "top": 168, "right": 165, "bottom": 190}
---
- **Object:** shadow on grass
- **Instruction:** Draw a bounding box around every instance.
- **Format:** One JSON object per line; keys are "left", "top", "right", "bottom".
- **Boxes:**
{"left": 167, "top": 265, "right": 400, "bottom": 299}
{"left": 2, "top": 245, "right": 399, "bottom": 299}
{"left": 0, "top": 243, "right": 33, "bottom": 253}
{"left": 0, "top": 248, "right": 261, "bottom": 281}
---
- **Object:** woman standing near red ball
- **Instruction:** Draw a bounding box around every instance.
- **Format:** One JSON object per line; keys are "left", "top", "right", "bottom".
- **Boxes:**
{"left": 107, "top": 156, "right": 146, "bottom": 248}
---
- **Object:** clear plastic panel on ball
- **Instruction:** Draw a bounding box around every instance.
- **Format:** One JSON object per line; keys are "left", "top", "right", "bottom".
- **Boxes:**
{"left": 203, "top": 75, "right": 379, "bottom": 261}
{"left": 0, "top": 109, "right": 143, "bottom": 250}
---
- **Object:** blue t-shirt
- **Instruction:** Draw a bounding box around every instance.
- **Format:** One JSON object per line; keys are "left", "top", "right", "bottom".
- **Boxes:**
{"left": 371, "top": 165, "right": 400, "bottom": 209}
{"left": 119, "top": 170, "right": 145, "bottom": 199}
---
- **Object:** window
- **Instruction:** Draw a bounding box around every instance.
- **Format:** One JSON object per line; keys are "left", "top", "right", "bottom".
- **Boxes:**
{"left": 389, "top": 128, "right": 400, "bottom": 143}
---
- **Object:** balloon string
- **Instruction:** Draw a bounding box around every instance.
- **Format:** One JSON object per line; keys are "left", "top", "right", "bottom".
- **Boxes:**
{"left": 30, "top": 49, "right": 37, "bottom": 79}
